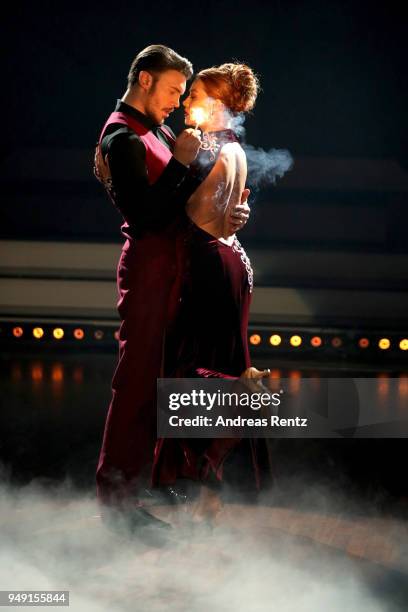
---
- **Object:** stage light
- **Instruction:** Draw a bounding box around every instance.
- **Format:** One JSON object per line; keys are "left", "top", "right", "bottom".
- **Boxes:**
{"left": 114, "top": 330, "right": 120, "bottom": 341}
{"left": 331, "top": 337, "right": 343, "bottom": 348}
{"left": 289, "top": 369, "right": 301, "bottom": 392}
{"left": 31, "top": 363, "right": 43, "bottom": 382}
{"left": 94, "top": 330, "right": 104, "bottom": 340}
{"left": 379, "top": 338, "right": 390, "bottom": 350}
{"left": 52, "top": 364, "right": 63, "bottom": 382}
{"left": 377, "top": 373, "right": 389, "bottom": 397}
{"left": 13, "top": 327, "right": 23, "bottom": 338}
{"left": 310, "top": 336, "right": 322, "bottom": 347}
{"left": 73, "top": 328, "right": 84, "bottom": 340}
{"left": 33, "top": 327, "right": 44, "bottom": 339}
{"left": 290, "top": 335, "right": 302, "bottom": 347}
{"left": 290, "top": 370, "right": 301, "bottom": 379}
{"left": 358, "top": 338, "right": 370, "bottom": 349}
{"left": 269, "top": 334, "right": 282, "bottom": 346}
{"left": 399, "top": 339, "right": 408, "bottom": 351}
{"left": 249, "top": 334, "right": 261, "bottom": 346}
{"left": 398, "top": 375, "right": 408, "bottom": 398}
{"left": 53, "top": 328, "right": 64, "bottom": 340}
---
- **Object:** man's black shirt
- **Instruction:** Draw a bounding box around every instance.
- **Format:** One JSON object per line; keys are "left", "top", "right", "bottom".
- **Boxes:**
{"left": 99, "top": 100, "right": 200, "bottom": 238}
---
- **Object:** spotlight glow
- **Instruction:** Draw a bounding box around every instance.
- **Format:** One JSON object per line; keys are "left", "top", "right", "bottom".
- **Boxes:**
{"left": 13, "top": 327, "right": 23, "bottom": 338}
{"left": 398, "top": 375, "right": 408, "bottom": 397}
{"left": 379, "top": 338, "right": 391, "bottom": 350}
{"left": 331, "top": 337, "right": 343, "bottom": 348}
{"left": 74, "top": 328, "right": 84, "bottom": 340}
{"left": 377, "top": 373, "right": 390, "bottom": 397}
{"left": 190, "top": 106, "right": 207, "bottom": 128}
{"left": 53, "top": 328, "right": 64, "bottom": 340}
{"left": 310, "top": 336, "right": 322, "bottom": 347}
{"left": 358, "top": 338, "right": 370, "bottom": 349}
{"left": 94, "top": 330, "right": 104, "bottom": 340}
{"left": 33, "top": 327, "right": 44, "bottom": 339}
{"left": 52, "top": 364, "right": 63, "bottom": 382}
{"left": 290, "top": 335, "right": 302, "bottom": 347}
{"left": 269, "top": 334, "right": 282, "bottom": 346}
{"left": 31, "top": 363, "right": 43, "bottom": 382}
{"left": 249, "top": 334, "right": 262, "bottom": 346}
{"left": 289, "top": 369, "right": 301, "bottom": 392}
{"left": 399, "top": 339, "right": 408, "bottom": 351}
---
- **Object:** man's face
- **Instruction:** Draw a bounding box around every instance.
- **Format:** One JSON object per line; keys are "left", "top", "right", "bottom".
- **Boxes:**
{"left": 143, "top": 69, "right": 187, "bottom": 124}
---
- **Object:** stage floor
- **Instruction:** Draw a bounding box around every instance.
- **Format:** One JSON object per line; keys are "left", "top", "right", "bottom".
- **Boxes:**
{"left": 1, "top": 351, "right": 407, "bottom": 495}
{"left": 0, "top": 491, "right": 407, "bottom": 611}
{"left": 1, "top": 351, "right": 408, "bottom": 610}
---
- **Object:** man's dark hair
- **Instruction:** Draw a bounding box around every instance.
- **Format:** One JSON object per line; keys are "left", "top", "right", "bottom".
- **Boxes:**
{"left": 127, "top": 44, "right": 193, "bottom": 87}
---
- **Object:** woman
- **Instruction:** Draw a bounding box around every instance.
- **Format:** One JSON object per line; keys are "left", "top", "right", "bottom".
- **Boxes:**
{"left": 152, "top": 63, "right": 270, "bottom": 520}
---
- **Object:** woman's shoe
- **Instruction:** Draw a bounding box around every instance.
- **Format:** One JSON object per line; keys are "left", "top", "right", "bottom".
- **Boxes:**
{"left": 165, "top": 486, "right": 188, "bottom": 505}
{"left": 191, "top": 485, "right": 223, "bottom": 525}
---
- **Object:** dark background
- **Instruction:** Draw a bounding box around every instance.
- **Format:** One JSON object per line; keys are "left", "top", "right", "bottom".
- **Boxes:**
{"left": 0, "top": 1, "right": 407, "bottom": 503}
{"left": 3, "top": 0, "right": 407, "bottom": 156}
{"left": 1, "top": 0, "right": 407, "bottom": 247}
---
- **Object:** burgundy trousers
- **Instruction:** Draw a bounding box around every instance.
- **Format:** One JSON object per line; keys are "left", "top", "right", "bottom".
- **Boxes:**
{"left": 96, "top": 228, "right": 184, "bottom": 507}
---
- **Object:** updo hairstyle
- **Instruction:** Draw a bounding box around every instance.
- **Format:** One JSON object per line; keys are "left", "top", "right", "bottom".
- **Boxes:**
{"left": 196, "top": 62, "right": 259, "bottom": 115}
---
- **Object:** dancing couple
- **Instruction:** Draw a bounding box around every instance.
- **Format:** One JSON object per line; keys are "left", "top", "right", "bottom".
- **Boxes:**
{"left": 94, "top": 44, "right": 270, "bottom": 534}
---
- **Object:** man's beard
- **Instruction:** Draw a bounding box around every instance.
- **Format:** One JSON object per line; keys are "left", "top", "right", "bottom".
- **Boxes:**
{"left": 145, "top": 79, "right": 163, "bottom": 124}
{"left": 146, "top": 108, "right": 162, "bottom": 124}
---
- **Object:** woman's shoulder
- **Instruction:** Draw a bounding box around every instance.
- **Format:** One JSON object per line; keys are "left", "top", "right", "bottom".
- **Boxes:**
{"left": 219, "top": 141, "right": 246, "bottom": 169}
{"left": 220, "top": 140, "right": 244, "bottom": 158}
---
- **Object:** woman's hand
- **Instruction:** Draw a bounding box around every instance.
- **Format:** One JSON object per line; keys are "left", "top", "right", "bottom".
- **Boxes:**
{"left": 227, "top": 187, "right": 251, "bottom": 234}
{"left": 240, "top": 367, "right": 270, "bottom": 379}
{"left": 238, "top": 367, "right": 271, "bottom": 393}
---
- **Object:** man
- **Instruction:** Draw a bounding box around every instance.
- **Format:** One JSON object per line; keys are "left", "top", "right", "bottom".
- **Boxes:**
{"left": 94, "top": 45, "right": 250, "bottom": 529}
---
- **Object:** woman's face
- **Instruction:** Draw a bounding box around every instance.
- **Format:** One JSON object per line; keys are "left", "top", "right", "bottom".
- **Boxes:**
{"left": 183, "top": 79, "right": 214, "bottom": 130}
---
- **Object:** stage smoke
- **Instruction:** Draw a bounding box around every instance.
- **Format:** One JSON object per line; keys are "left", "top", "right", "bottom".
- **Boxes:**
{"left": 0, "top": 468, "right": 404, "bottom": 611}
{"left": 230, "top": 113, "right": 294, "bottom": 187}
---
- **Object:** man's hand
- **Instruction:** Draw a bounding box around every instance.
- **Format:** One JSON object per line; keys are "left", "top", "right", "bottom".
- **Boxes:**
{"left": 227, "top": 187, "right": 251, "bottom": 234}
{"left": 173, "top": 129, "right": 202, "bottom": 167}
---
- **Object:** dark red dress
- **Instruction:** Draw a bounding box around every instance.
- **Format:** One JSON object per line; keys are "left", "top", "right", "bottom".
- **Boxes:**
{"left": 152, "top": 130, "right": 261, "bottom": 489}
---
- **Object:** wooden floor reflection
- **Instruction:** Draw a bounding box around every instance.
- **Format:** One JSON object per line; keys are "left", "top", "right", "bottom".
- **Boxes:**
{"left": 6, "top": 497, "right": 406, "bottom": 610}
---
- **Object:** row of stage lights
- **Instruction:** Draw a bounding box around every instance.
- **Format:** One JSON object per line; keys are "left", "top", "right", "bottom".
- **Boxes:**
{"left": 249, "top": 333, "right": 408, "bottom": 352}
{"left": 2, "top": 323, "right": 408, "bottom": 355}
{"left": 10, "top": 326, "right": 119, "bottom": 341}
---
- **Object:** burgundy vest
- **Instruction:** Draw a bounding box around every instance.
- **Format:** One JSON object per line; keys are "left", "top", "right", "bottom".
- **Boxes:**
{"left": 98, "top": 111, "right": 174, "bottom": 184}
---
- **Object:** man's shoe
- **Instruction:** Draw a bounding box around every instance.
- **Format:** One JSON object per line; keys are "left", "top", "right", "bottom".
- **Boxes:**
{"left": 102, "top": 505, "right": 175, "bottom": 547}
{"left": 126, "top": 506, "right": 172, "bottom": 531}
{"left": 127, "top": 507, "right": 175, "bottom": 548}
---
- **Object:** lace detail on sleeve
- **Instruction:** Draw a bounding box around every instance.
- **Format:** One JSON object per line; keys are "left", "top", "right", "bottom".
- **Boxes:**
{"left": 93, "top": 143, "right": 116, "bottom": 201}
{"left": 231, "top": 237, "right": 253, "bottom": 293}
